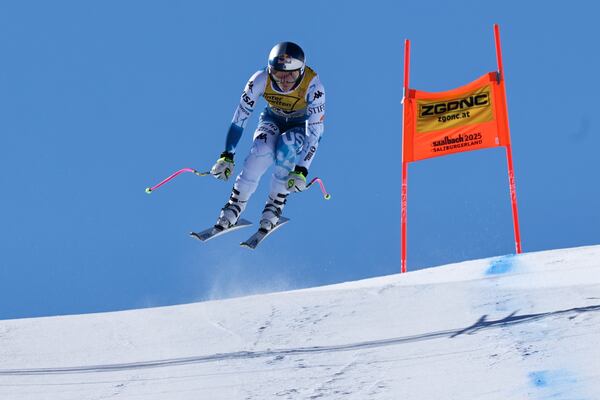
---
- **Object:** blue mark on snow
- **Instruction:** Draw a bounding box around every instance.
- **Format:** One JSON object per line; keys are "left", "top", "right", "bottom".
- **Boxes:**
{"left": 528, "top": 370, "right": 581, "bottom": 399}
{"left": 486, "top": 255, "right": 516, "bottom": 275}
{"left": 529, "top": 371, "right": 550, "bottom": 387}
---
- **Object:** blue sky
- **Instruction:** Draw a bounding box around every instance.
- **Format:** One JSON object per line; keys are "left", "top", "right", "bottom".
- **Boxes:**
{"left": 1, "top": 0, "right": 599, "bottom": 319}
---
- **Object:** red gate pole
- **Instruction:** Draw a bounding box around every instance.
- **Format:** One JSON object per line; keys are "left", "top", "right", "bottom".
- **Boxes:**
{"left": 401, "top": 39, "right": 411, "bottom": 273}
{"left": 494, "top": 24, "right": 523, "bottom": 254}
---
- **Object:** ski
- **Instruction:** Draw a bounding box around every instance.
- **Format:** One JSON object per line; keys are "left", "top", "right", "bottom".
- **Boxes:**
{"left": 240, "top": 217, "right": 290, "bottom": 250}
{"left": 190, "top": 219, "right": 252, "bottom": 242}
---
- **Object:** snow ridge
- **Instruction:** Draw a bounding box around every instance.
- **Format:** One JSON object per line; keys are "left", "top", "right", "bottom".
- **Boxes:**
{"left": 1, "top": 245, "right": 599, "bottom": 399}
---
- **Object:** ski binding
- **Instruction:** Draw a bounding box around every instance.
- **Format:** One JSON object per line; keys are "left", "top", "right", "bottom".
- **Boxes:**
{"left": 240, "top": 217, "right": 290, "bottom": 249}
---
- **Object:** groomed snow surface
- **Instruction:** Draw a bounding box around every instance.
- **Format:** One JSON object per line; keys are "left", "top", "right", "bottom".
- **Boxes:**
{"left": 1, "top": 245, "right": 600, "bottom": 399}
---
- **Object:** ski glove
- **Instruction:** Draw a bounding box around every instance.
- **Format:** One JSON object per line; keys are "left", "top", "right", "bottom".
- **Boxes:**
{"left": 211, "top": 152, "right": 234, "bottom": 181}
{"left": 287, "top": 167, "right": 307, "bottom": 192}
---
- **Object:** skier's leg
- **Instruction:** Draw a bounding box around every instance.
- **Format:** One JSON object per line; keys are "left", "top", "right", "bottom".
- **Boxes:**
{"left": 216, "top": 118, "right": 279, "bottom": 229}
{"left": 260, "top": 126, "right": 306, "bottom": 230}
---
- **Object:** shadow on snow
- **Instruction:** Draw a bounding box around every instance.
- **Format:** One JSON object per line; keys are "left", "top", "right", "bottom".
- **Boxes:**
{"left": 1, "top": 304, "right": 599, "bottom": 376}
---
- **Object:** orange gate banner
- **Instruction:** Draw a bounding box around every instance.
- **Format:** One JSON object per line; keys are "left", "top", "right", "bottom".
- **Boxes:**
{"left": 403, "top": 72, "right": 511, "bottom": 162}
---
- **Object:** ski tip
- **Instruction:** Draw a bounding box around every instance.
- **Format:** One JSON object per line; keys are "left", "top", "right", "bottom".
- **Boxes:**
{"left": 240, "top": 242, "right": 255, "bottom": 250}
{"left": 190, "top": 230, "right": 215, "bottom": 242}
{"left": 190, "top": 220, "right": 254, "bottom": 244}
{"left": 189, "top": 231, "right": 202, "bottom": 240}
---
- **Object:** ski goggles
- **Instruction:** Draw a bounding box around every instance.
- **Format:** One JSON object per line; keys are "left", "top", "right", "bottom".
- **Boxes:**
{"left": 269, "top": 69, "right": 301, "bottom": 86}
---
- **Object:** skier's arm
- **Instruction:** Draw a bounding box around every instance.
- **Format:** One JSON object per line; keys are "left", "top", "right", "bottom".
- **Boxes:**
{"left": 223, "top": 70, "right": 266, "bottom": 155}
{"left": 296, "top": 76, "right": 325, "bottom": 174}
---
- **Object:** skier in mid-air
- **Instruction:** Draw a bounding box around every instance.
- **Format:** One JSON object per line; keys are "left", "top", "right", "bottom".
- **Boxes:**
{"left": 209, "top": 41, "right": 326, "bottom": 233}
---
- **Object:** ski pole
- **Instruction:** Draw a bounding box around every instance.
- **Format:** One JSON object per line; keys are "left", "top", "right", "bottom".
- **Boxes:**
{"left": 145, "top": 168, "right": 210, "bottom": 194}
{"left": 307, "top": 177, "right": 331, "bottom": 200}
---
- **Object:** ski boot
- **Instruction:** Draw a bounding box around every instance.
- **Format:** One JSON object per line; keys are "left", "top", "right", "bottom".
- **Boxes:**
{"left": 259, "top": 193, "right": 288, "bottom": 232}
{"left": 215, "top": 188, "right": 247, "bottom": 231}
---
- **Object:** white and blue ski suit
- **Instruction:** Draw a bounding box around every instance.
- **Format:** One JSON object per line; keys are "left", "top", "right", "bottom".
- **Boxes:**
{"left": 223, "top": 66, "right": 326, "bottom": 205}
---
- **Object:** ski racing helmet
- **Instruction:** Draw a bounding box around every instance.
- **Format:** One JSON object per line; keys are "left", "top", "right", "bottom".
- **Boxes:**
{"left": 267, "top": 42, "right": 305, "bottom": 86}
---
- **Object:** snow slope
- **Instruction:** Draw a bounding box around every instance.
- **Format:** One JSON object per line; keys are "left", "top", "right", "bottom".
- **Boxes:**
{"left": 1, "top": 245, "right": 600, "bottom": 399}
